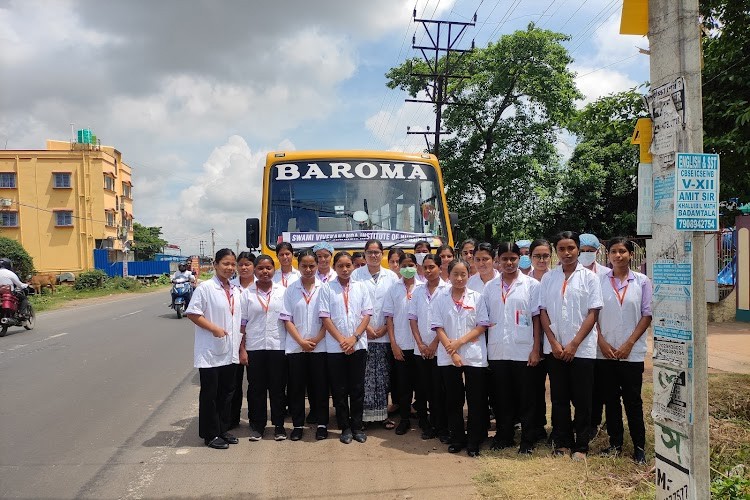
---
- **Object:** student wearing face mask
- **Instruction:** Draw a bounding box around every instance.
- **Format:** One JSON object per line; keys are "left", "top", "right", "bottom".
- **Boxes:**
{"left": 516, "top": 240, "right": 533, "bottom": 275}
{"left": 579, "top": 233, "right": 610, "bottom": 277}
{"left": 413, "top": 240, "right": 431, "bottom": 284}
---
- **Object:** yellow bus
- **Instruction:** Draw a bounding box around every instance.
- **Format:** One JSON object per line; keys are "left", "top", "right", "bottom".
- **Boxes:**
{"left": 246, "top": 150, "right": 457, "bottom": 260}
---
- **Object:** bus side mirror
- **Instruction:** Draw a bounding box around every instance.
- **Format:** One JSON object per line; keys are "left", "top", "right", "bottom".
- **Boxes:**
{"left": 449, "top": 211, "right": 459, "bottom": 230}
{"left": 246, "top": 218, "right": 260, "bottom": 250}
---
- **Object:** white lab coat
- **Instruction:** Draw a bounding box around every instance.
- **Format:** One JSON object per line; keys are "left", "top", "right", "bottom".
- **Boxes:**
{"left": 382, "top": 279, "right": 417, "bottom": 350}
{"left": 539, "top": 264, "right": 603, "bottom": 359}
{"left": 598, "top": 270, "right": 652, "bottom": 362}
{"left": 407, "top": 279, "right": 448, "bottom": 346}
{"left": 273, "top": 268, "right": 301, "bottom": 288}
{"left": 240, "top": 282, "right": 286, "bottom": 351}
{"left": 477, "top": 273, "right": 541, "bottom": 361}
{"left": 186, "top": 276, "right": 242, "bottom": 368}
{"left": 431, "top": 287, "right": 487, "bottom": 368}
{"left": 351, "top": 266, "right": 399, "bottom": 344}
{"left": 319, "top": 278, "right": 372, "bottom": 353}
{"left": 280, "top": 279, "right": 326, "bottom": 354}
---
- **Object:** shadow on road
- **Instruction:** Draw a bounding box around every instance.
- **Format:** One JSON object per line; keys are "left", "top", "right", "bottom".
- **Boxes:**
{"left": 142, "top": 416, "right": 200, "bottom": 448}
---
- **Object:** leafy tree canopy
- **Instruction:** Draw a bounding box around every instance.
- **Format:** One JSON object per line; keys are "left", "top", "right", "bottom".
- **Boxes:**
{"left": 386, "top": 24, "right": 581, "bottom": 241}
{"left": 0, "top": 236, "right": 34, "bottom": 279}
{"left": 132, "top": 222, "right": 167, "bottom": 261}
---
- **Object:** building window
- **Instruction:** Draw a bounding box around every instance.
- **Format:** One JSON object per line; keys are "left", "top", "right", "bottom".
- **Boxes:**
{"left": 106, "top": 211, "right": 116, "bottom": 227}
{"left": 122, "top": 182, "right": 132, "bottom": 199}
{"left": 55, "top": 210, "right": 73, "bottom": 227}
{"left": 53, "top": 172, "right": 72, "bottom": 188}
{"left": 104, "top": 175, "right": 115, "bottom": 191}
{"left": 0, "top": 211, "right": 18, "bottom": 227}
{"left": 0, "top": 173, "right": 16, "bottom": 188}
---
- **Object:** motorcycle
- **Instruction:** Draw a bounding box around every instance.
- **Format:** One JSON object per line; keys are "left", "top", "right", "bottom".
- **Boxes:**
{"left": 170, "top": 277, "right": 192, "bottom": 319}
{"left": 0, "top": 286, "right": 35, "bottom": 337}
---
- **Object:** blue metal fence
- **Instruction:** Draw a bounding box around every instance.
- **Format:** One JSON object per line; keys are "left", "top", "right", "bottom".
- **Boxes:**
{"left": 93, "top": 249, "right": 170, "bottom": 277}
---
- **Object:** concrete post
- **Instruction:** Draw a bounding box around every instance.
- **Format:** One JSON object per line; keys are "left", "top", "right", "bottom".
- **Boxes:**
{"left": 648, "top": 0, "right": 710, "bottom": 498}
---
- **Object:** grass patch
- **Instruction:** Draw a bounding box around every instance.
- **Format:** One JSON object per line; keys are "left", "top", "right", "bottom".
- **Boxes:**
{"left": 475, "top": 373, "right": 750, "bottom": 499}
{"left": 29, "top": 281, "right": 169, "bottom": 312}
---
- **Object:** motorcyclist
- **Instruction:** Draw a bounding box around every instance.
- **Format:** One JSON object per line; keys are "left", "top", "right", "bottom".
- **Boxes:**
{"left": 0, "top": 258, "right": 30, "bottom": 317}
{"left": 171, "top": 263, "right": 195, "bottom": 307}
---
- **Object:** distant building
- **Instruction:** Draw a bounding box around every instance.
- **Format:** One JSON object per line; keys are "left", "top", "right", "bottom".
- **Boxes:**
{"left": 0, "top": 137, "right": 134, "bottom": 273}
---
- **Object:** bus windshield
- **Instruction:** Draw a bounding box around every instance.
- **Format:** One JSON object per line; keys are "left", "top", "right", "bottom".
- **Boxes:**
{"left": 267, "top": 160, "right": 448, "bottom": 249}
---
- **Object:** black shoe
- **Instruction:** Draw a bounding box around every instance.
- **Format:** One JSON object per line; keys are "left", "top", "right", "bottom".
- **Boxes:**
{"left": 518, "top": 444, "right": 533, "bottom": 455}
{"left": 205, "top": 437, "right": 229, "bottom": 449}
{"left": 274, "top": 425, "right": 287, "bottom": 441}
{"left": 290, "top": 428, "right": 304, "bottom": 441}
{"left": 248, "top": 428, "right": 262, "bottom": 441}
{"left": 353, "top": 430, "right": 367, "bottom": 443}
{"left": 395, "top": 419, "right": 410, "bottom": 435}
{"left": 438, "top": 433, "right": 451, "bottom": 444}
{"left": 340, "top": 428, "right": 353, "bottom": 444}
{"left": 467, "top": 449, "right": 481, "bottom": 458}
{"left": 599, "top": 445, "right": 623, "bottom": 457}
{"left": 316, "top": 426, "right": 329, "bottom": 440}
{"left": 220, "top": 432, "right": 239, "bottom": 445}
{"left": 421, "top": 427, "right": 436, "bottom": 440}
{"left": 448, "top": 443, "right": 465, "bottom": 453}
{"left": 633, "top": 447, "right": 647, "bottom": 465}
{"left": 552, "top": 448, "right": 570, "bottom": 457}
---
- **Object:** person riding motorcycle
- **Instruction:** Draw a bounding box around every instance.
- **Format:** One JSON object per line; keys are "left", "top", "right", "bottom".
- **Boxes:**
{"left": 171, "top": 263, "right": 195, "bottom": 307}
{"left": 0, "top": 258, "right": 30, "bottom": 317}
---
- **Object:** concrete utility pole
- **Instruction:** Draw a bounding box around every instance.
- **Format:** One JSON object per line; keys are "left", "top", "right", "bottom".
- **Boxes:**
{"left": 210, "top": 229, "right": 215, "bottom": 259}
{"left": 405, "top": 11, "right": 475, "bottom": 158}
{"left": 644, "top": 1, "right": 710, "bottom": 498}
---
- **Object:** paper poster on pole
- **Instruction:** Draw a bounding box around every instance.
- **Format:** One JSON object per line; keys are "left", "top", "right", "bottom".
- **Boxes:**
{"left": 653, "top": 363, "right": 691, "bottom": 424}
{"left": 675, "top": 153, "right": 720, "bottom": 231}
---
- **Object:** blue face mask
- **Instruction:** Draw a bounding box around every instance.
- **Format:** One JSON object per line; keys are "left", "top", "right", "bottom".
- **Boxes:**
{"left": 519, "top": 255, "right": 532, "bottom": 270}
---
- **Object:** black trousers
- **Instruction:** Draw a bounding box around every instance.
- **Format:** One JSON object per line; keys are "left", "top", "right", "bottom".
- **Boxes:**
{"left": 596, "top": 359, "right": 646, "bottom": 449}
{"left": 247, "top": 350, "right": 287, "bottom": 430}
{"left": 288, "top": 351, "right": 329, "bottom": 428}
{"left": 198, "top": 364, "right": 237, "bottom": 440}
{"left": 230, "top": 363, "right": 247, "bottom": 426}
{"left": 490, "top": 360, "right": 535, "bottom": 448}
{"left": 327, "top": 349, "right": 367, "bottom": 431}
{"left": 547, "top": 357, "right": 595, "bottom": 453}
{"left": 530, "top": 357, "right": 548, "bottom": 433}
{"left": 591, "top": 361, "right": 607, "bottom": 430}
{"left": 394, "top": 350, "right": 420, "bottom": 420}
{"left": 414, "top": 354, "right": 446, "bottom": 432}
{"left": 441, "top": 365, "right": 487, "bottom": 450}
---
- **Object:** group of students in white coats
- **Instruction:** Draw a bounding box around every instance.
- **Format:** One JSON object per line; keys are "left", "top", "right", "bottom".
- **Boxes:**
{"left": 185, "top": 231, "right": 651, "bottom": 465}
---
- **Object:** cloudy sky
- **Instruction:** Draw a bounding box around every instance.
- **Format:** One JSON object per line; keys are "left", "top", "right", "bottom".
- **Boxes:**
{"left": 0, "top": 0, "right": 648, "bottom": 255}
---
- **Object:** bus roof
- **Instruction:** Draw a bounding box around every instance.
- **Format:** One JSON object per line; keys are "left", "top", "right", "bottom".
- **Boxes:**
{"left": 265, "top": 150, "right": 438, "bottom": 165}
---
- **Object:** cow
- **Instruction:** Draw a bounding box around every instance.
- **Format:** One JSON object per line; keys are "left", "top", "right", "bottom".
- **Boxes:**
{"left": 29, "top": 273, "right": 56, "bottom": 295}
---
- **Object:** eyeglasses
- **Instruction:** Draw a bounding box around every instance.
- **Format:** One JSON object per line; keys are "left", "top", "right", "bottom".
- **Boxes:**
{"left": 532, "top": 254, "right": 551, "bottom": 260}
{"left": 365, "top": 250, "right": 382, "bottom": 256}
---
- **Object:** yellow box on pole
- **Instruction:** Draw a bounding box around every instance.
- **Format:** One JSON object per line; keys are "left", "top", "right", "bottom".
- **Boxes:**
{"left": 620, "top": 0, "right": 648, "bottom": 35}
{"left": 631, "top": 117, "right": 653, "bottom": 163}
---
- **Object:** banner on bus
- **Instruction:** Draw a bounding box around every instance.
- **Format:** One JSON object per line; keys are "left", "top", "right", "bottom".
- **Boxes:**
{"left": 281, "top": 230, "right": 439, "bottom": 249}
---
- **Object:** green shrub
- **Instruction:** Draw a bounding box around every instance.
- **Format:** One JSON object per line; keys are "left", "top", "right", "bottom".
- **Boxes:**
{"left": 74, "top": 269, "right": 108, "bottom": 290}
{"left": 107, "top": 277, "right": 142, "bottom": 291}
{"left": 0, "top": 237, "right": 34, "bottom": 279}
{"left": 156, "top": 274, "right": 171, "bottom": 285}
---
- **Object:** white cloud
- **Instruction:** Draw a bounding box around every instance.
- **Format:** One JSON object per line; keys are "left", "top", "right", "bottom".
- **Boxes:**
{"left": 365, "top": 93, "right": 437, "bottom": 152}
{"left": 574, "top": 67, "right": 638, "bottom": 107}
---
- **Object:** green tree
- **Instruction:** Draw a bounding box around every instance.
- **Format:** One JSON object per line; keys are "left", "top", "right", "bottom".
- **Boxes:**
{"left": 543, "top": 88, "right": 648, "bottom": 237}
{"left": 0, "top": 236, "right": 34, "bottom": 279}
{"left": 132, "top": 222, "right": 167, "bottom": 261}
{"left": 701, "top": 0, "right": 750, "bottom": 221}
{"left": 386, "top": 24, "right": 580, "bottom": 241}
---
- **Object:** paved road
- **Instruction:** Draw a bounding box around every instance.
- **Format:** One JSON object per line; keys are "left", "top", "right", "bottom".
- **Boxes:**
{"left": 0, "top": 290, "right": 477, "bottom": 500}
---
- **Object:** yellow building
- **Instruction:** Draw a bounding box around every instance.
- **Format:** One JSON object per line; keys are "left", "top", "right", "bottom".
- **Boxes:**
{"left": 0, "top": 139, "right": 134, "bottom": 273}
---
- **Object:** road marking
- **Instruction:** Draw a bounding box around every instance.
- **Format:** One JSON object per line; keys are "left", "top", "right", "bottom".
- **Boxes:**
{"left": 48, "top": 332, "right": 69, "bottom": 339}
{"left": 114, "top": 310, "right": 143, "bottom": 319}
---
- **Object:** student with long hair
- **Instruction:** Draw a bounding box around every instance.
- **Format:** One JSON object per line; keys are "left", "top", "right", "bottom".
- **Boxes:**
{"left": 384, "top": 252, "right": 420, "bottom": 435}
{"left": 351, "top": 251, "right": 366, "bottom": 269}
{"left": 229, "top": 251, "right": 256, "bottom": 430}
{"left": 387, "top": 248, "right": 405, "bottom": 275}
{"left": 352, "top": 239, "right": 399, "bottom": 429}
{"left": 528, "top": 239, "right": 553, "bottom": 444}
{"left": 281, "top": 249, "right": 329, "bottom": 441}
{"left": 409, "top": 253, "right": 449, "bottom": 441}
{"left": 596, "top": 237, "right": 652, "bottom": 465}
{"left": 273, "top": 242, "right": 300, "bottom": 288}
{"left": 478, "top": 242, "right": 541, "bottom": 454}
{"left": 539, "top": 231, "right": 603, "bottom": 461}
{"left": 459, "top": 239, "right": 478, "bottom": 276}
{"left": 433, "top": 259, "right": 488, "bottom": 457}
{"left": 186, "top": 249, "right": 242, "bottom": 449}
{"left": 241, "top": 254, "right": 288, "bottom": 442}
{"left": 320, "top": 252, "right": 373, "bottom": 444}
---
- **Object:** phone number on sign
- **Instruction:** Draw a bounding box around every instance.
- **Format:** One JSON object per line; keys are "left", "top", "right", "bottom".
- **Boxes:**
{"left": 676, "top": 219, "right": 716, "bottom": 230}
